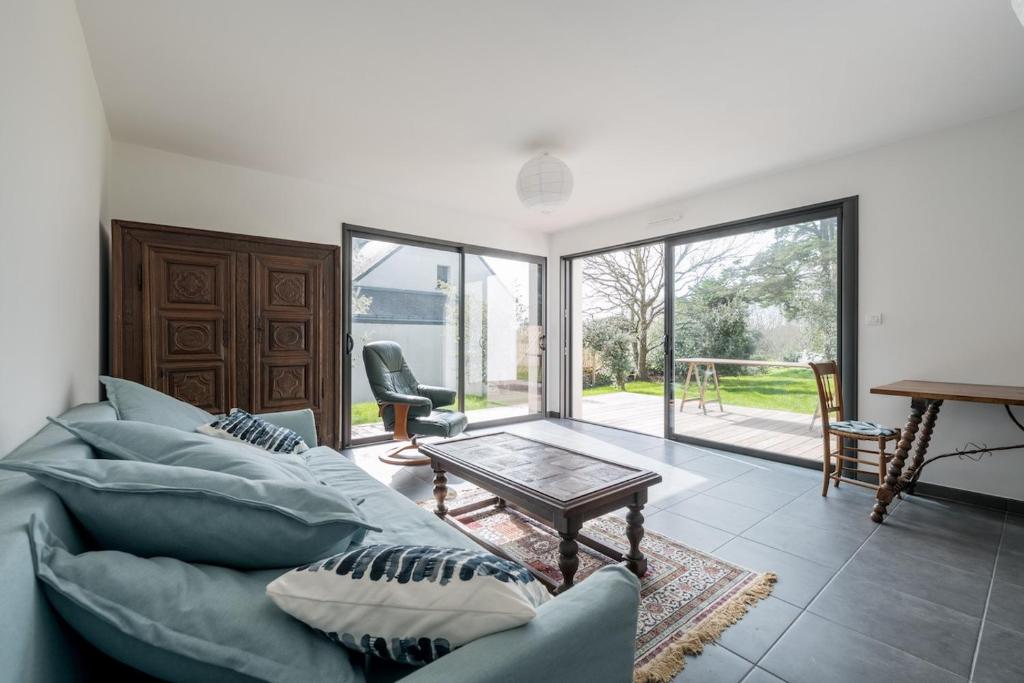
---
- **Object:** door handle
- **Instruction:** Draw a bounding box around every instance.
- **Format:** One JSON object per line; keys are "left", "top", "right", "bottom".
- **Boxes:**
{"left": 345, "top": 333, "right": 354, "bottom": 354}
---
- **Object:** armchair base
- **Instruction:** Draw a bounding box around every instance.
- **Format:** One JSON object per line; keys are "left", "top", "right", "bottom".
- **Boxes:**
{"left": 380, "top": 436, "right": 432, "bottom": 466}
{"left": 378, "top": 402, "right": 431, "bottom": 466}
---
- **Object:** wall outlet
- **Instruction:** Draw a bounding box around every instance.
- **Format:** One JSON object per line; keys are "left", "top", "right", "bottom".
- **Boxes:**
{"left": 866, "top": 313, "right": 884, "bottom": 326}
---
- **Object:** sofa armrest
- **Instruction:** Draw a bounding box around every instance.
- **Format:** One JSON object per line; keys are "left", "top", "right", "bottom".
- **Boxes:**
{"left": 255, "top": 409, "right": 318, "bottom": 447}
{"left": 399, "top": 565, "right": 640, "bottom": 683}
{"left": 416, "top": 384, "right": 456, "bottom": 409}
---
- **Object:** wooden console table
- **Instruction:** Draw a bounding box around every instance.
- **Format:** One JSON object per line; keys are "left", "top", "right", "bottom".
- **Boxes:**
{"left": 869, "top": 380, "right": 1024, "bottom": 523}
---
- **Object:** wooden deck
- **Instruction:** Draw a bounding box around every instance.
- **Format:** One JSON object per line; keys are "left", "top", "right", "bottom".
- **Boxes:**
{"left": 580, "top": 391, "right": 823, "bottom": 461}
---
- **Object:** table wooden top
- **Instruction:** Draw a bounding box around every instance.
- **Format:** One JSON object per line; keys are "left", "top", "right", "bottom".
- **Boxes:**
{"left": 870, "top": 380, "right": 1024, "bottom": 406}
{"left": 677, "top": 357, "right": 809, "bottom": 369}
{"left": 420, "top": 432, "right": 661, "bottom": 505}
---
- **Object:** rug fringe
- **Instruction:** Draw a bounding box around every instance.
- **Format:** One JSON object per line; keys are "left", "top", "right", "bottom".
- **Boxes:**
{"left": 633, "top": 571, "right": 777, "bottom": 683}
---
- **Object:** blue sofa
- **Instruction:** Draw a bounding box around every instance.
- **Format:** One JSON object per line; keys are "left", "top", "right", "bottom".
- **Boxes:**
{"left": 0, "top": 402, "right": 641, "bottom": 682}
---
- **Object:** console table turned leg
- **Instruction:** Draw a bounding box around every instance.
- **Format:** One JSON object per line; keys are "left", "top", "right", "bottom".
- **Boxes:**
{"left": 900, "top": 400, "right": 942, "bottom": 491}
{"left": 556, "top": 532, "right": 580, "bottom": 594}
{"left": 432, "top": 467, "right": 448, "bottom": 518}
{"left": 872, "top": 398, "right": 925, "bottom": 523}
{"left": 625, "top": 503, "right": 648, "bottom": 578}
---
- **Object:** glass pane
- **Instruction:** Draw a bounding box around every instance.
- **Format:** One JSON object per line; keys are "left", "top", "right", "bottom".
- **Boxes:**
{"left": 349, "top": 237, "right": 460, "bottom": 439}
{"left": 572, "top": 244, "right": 665, "bottom": 436}
{"left": 464, "top": 256, "right": 544, "bottom": 422}
{"left": 670, "top": 218, "right": 838, "bottom": 460}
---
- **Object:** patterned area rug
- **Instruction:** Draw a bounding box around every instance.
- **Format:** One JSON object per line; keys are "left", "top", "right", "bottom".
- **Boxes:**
{"left": 420, "top": 488, "right": 775, "bottom": 683}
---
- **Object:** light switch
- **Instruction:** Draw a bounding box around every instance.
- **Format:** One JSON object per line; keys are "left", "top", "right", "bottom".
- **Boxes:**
{"left": 866, "top": 313, "right": 883, "bottom": 326}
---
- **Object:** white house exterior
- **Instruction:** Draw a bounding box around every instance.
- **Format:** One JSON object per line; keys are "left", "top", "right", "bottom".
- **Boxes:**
{"left": 351, "top": 245, "right": 519, "bottom": 404}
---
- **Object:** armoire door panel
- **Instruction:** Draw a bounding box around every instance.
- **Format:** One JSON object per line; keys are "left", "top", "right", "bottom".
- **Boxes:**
{"left": 262, "top": 362, "right": 313, "bottom": 407}
{"left": 160, "top": 365, "right": 226, "bottom": 414}
{"left": 265, "top": 318, "right": 311, "bottom": 353}
{"left": 262, "top": 260, "right": 316, "bottom": 314}
{"left": 162, "top": 317, "right": 223, "bottom": 361}
{"left": 145, "top": 246, "right": 235, "bottom": 415}
{"left": 253, "top": 254, "right": 322, "bottom": 415}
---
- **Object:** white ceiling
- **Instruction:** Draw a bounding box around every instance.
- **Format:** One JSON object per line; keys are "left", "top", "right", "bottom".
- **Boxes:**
{"left": 77, "top": 0, "right": 1024, "bottom": 232}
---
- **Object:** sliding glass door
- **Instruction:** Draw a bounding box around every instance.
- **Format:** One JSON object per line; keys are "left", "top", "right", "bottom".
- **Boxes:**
{"left": 568, "top": 245, "right": 665, "bottom": 436}
{"left": 343, "top": 227, "right": 545, "bottom": 446}
{"left": 564, "top": 200, "right": 855, "bottom": 464}
{"left": 347, "top": 236, "right": 461, "bottom": 441}
{"left": 666, "top": 215, "right": 839, "bottom": 461}
{"left": 464, "top": 254, "right": 544, "bottom": 424}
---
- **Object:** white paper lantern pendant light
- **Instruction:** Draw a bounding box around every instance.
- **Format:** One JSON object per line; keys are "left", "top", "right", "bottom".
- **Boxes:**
{"left": 517, "top": 152, "right": 573, "bottom": 213}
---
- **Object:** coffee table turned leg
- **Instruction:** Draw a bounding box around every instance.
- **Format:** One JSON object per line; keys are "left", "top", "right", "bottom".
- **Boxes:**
{"left": 625, "top": 503, "right": 648, "bottom": 578}
{"left": 556, "top": 531, "right": 580, "bottom": 594}
{"left": 432, "top": 466, "right": 448, "bottom": 518}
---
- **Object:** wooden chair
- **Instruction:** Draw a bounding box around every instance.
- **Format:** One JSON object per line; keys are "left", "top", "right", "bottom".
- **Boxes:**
{"left": 810, "top": 361, "right": 899, "bottom": 496}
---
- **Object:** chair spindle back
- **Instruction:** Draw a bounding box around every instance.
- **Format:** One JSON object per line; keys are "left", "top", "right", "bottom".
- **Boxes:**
{"left": 810, "top": 361, "right": 844, "bottom": 427}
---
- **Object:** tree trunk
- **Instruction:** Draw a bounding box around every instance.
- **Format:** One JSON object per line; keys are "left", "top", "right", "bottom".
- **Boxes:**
{"left": 616, "top": 371, "right": 626, "bottom": 391}
{"left": 636, "top": 329, "right": 650, "bottom": 382}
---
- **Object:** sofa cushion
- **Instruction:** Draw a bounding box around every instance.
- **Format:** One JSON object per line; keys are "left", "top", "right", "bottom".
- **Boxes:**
{"left": 29, "top": 517, "right": 359, "bottom": 683}
{"left": 49, "top": 417, "right": 316, "bottom": 483}
{"left": 267, "top": 544, "right": 549, "bottom": 666}
{"left": 303, "top": 449, "right": 480, "bottom": 550}
{"left": 198, "top": 408, "right": 309, "bottom": 454}
{"left": 100, "top": 376, "right": 214, "bottom": 432}
{"left": 0, "top": 459, "right": 379, "bottom": 569}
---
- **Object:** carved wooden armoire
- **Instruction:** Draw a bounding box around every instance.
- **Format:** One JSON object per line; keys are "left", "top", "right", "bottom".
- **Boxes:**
{"left": 110, "top": 221, "right": 340, "bottom": 447}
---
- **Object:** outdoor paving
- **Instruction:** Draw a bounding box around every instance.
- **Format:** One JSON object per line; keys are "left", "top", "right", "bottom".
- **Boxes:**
{"left": 346, "top": 418, "right": 1022, "bottom": 683}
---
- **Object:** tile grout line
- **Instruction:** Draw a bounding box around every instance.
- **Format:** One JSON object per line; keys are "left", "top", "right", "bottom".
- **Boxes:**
{"left": 712, "top": 501, "right": 889, "bottom": 672}
{"left": 968, "top": 510, "right": 1007, "bottom": 683}
{"left": 750, "top": 499, "right": 997, "bottom": 682}
{"left": 745, "top": 500, "right": 893, "bottom": 677}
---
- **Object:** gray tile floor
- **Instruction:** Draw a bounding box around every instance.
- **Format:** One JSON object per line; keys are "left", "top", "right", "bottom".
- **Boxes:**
{"left": 344, "top": 419, "right": 1024, "bottom": 683}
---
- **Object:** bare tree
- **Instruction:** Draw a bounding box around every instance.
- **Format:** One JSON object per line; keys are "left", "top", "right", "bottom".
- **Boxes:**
{"left": 583, "top": 239, "right": 740, "bottom": 381}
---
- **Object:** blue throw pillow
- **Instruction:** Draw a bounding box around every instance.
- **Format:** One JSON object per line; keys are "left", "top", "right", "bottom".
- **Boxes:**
{"left": 267, "top": 545, "right": 550, "bottom": 666}
{"left": 100, "top": 375, "right": 215, "bottom": 432}
{"left": 29, "top": 517, "right": 360, "bottom": 683}
{"left": 198, "top": 408, "right": 309, "bottom": 454}
{"left": 48, "top": 417, "right": 316, "bottom": 483}
{"left": 0, "top": 459, "right": 380, "bottom": 569}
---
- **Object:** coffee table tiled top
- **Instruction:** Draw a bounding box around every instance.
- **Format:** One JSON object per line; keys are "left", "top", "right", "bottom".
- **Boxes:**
{"left": 424, "top": 432, "right": 651, "bottom": 502}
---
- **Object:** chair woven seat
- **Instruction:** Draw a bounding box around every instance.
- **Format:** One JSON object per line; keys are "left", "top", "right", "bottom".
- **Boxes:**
{"left": 829, "top": 420, "right": 898, "bottom": 437}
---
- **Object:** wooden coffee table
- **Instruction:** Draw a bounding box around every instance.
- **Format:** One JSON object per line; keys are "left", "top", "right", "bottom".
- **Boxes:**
{"left": 419, "top": 432, "right": 662, "bottom": 593}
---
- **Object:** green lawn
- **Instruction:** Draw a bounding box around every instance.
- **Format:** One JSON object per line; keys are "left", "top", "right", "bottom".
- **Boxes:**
{"left": 582, "top": 368, "right": 818, "bottom": 414}
{"left": 351, "top": 394, "right": 508, "bottom": 425}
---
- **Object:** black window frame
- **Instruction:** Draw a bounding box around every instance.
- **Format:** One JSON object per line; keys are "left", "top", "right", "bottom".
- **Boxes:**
{"left": 342, "top": 223, "right": 548, "bottom": 447}
{"left": 559, "top": 197, "right": 858, "bottom": 470}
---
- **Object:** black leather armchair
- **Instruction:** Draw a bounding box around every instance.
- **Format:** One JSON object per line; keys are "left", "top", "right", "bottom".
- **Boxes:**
{"left": 362, "top": 341, "right": 468, "bottom": 464}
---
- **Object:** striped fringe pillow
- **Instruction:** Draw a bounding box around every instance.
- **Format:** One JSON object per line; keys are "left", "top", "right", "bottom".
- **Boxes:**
{"left": 267, "top": 545, "right": 549, "bottom": 666}
{"left": 198, "top": 409, "right": 309, "bottom": 454}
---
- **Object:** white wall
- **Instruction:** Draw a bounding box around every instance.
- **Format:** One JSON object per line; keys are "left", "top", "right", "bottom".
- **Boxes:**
{"left": 548, "top": 108, "right": 1024, "bottom": 500}
{"left": 108, "top": 142, "right": 548, "bottom": 256}
{"left": 0, "top": 0, "right": 110, "bottom": 455}
{"left": 106, "top": 141, "right": 549, "bottom": 415}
